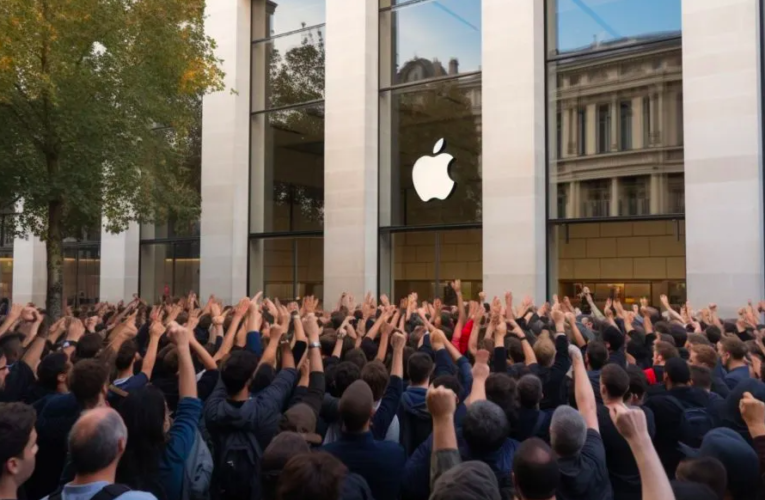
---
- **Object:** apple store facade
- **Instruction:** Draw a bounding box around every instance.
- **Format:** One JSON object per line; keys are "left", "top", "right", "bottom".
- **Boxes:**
{"left": 6, "top": 0, "right": 765, "bottom": 317}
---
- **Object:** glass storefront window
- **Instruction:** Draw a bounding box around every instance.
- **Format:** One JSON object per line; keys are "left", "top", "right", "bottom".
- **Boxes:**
{"left": 0, "top": 250, "right": 12, "bottom": 301}
{"left": 251, "top": 104, "right": 325, "bottom": 233}
{"left": 140, "top": 241, "right": 200, "bottom": 303}
{"left": 551, "top": 220, "right": 686, "bottom": 310}
{"left": 549, "top": 0, "right": 681, "bottom": 55}
{"left": 252, "top": 237, "right": 324, "bottom": 302}
{"left": 386, "top": 229, "right": 482, "bottom": 303}
{"left": 252, "top": 27, "right": 325, "bottom": 111}
{"left": 380, "top": 74, "right": 482, "bottom": 227}
{"left": 380, "top": 0, "right": 481, "bottom": 87}
{"left": 547, "top": 19, "right": 683, "bottom": 220}
{"left": 63, "top": 247, "right": 100, "bottom": 306}
{"left": 252, "top": 0, "right": 325, "bottom": 40}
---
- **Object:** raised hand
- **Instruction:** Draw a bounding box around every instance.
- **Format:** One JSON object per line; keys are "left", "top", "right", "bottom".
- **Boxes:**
{"left": 472, "top": 349, "right": 490, "bottom": 381}
{"left": 607, "top": 403, "right": 649, "bottom": 443}
{"left": 391, "top": 330, "right": 406, "bottom": 352}
{"left": 427, "top": 385, "right": 458, "bottom": 420}
{"left": 451, "top": 279, "right": 461, "bottom": 293}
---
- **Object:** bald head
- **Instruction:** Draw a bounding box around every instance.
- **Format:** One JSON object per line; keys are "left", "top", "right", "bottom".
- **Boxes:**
{"left": 513, "top": 438, "right": 560, "bottom": 500}
{"left": 339, "top": 380, "right": 374, "bottom": 433}
{"left": 69, "top": 407, "right": 127, "bottom": 475}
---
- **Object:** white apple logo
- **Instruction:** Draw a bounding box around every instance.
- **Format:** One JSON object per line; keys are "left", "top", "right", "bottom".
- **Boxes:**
{"left": 412, "top": 138, "right": 456, "bottom": 202}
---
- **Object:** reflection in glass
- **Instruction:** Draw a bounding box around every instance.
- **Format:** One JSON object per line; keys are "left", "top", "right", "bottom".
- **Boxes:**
{"left": 252, "top": 27, "right": 325, "bottom": 111}
{"left": 380, "top": 0, "right": 481, "bottom": 87}
{"left": 548, "top": 38, "right": 684, "bottom": 219}
{"left": 251, "top": 104, "right": 325, "bottom": 233}
{"left": 0, "top": 250, "right": 12, "bottom": 301}
{"left": 550, "top": 0, "right": 681, "bottom": 55}
{"left": 252, "top": 0, "right": 325, "bottom": 40}
{"left": 140, "top": 242, "right": 200, "bottom": 303}
{"left": 260, "top": 237, "right": 323, "bottom": 302}
{"left": 380, "top": 75, "right": 482, "bottom": 227}
{"left": 551, "top": 220, "right": 686, "bottom": 309}
{"left": 63, "top": 247, "right": 100, "bottom": 306}
{"left": 388, "top": 229, "right": 482, "bottom": 303}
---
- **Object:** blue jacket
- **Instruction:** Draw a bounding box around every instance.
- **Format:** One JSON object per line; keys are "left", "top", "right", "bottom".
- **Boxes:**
{"left": 724, "top": 365, "right": 751, "bottom": 390}
{"left": 323, "top": 432, "right": 406, "bottom": 500}
{"left": 159, "top": 397, "right": 203, "bottom": 500}
{"left": 402, "top": 431, "right": 520, "bottom": 500}
{"left": 398, "top": 386, "right": 432, "bottom": 456}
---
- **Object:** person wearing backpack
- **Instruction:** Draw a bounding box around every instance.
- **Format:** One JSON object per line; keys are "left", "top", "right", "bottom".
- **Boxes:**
{"left": 644, "top": 357, "right": 721, "bottom": 479}
{"left": 204, "top": 322, "right": 298, "bottom": 500}
{"left": 115, "top": 323, "right": 213, "bottom": 500}
{"left": 398, "top": 352, "right": 433, "bottom": 456}
{"left": 42, "top": 407, "right": 156, "bottom": 500}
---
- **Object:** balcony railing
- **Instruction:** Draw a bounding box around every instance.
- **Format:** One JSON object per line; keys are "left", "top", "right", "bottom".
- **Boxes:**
{"left": 619, "top": 198, "right": 650, "bottom": 217}
{"left": 582, "top": 200, "right": 611, "bottom": 218}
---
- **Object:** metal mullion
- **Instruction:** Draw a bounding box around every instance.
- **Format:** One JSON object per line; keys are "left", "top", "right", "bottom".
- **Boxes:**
{"left": 252, "top": 23, "right": 326, "bottom": 44}
{"left": 380, "top": 71, "right": 482, "bottom": 94}
{"left": 379, "top": 0, "right": 432, "bottom": 13}
{"left": 547, "top": 35, "right": 682, "bottom": 63}
{"left": 251, "top": 98, "right": 325, "bottom": 116}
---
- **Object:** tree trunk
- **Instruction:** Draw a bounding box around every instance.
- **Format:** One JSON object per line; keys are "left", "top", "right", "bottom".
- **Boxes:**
{"left": 46, "top": 198, "right": 64, "bottom": 320}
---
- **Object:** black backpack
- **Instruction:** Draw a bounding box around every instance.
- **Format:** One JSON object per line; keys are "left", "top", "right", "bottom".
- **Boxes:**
{"left": 49, "top": 483, "right": 131, "bottom": 500}
{"left": 214, "top": 432, "right": 262, "bottom": 500}
{"left": 669, "top": 396, "right": 716, "bottom": 448}
{"left": 399, "top": 409, "right": 433, "bottom": 457}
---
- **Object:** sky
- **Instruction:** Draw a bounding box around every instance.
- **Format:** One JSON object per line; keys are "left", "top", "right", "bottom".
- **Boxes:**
{"left": 263, "top": 0, "right": 681, "bottom": 71}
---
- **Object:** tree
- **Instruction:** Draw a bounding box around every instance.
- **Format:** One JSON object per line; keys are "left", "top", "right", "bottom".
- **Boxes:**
{"left": 0, "top": 0, "right": 224, "bottom": 317}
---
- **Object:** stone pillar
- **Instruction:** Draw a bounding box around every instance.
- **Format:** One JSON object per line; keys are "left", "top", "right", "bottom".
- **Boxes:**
{"left": 323, "top": 0, "right": 378, "bottom": 301}
{"left": 683, "top": 0, "right": 765, "bottom": 316}
{"left": 99, "top": 222, "right": 139, "bottom": 302}
{"left": 482, "top": 0, "right": 546, "bottom": 303}
{"left": 199, "top": 0, "right": 251, "bottom": 305}
{"left": 610, "top": 97, "right": 619, "bottom": 151}
{"left": 610, "top": 177, "right": 620, "bottom": 217}
{"left": 12, "top": 233, "right": 47, "bottom": 305}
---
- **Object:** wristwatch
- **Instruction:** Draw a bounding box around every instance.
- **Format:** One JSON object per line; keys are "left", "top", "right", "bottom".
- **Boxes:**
{"left": 63, "top": 340, "right": 78, "bottom": 349}
{"left": 308, "top": 341, "right": 321, "bottom": 349}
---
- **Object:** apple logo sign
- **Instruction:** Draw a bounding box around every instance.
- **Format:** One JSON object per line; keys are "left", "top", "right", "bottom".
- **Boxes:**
{"left": 412, "top": 138, "right": 456, "bottom": 202}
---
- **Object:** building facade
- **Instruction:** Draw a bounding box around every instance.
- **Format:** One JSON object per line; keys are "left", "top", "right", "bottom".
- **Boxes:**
{"left": 4, "top": 0, "right": 765, "bottom": 317}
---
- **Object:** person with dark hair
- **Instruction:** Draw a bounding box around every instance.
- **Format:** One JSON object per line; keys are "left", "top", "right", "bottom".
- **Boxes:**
{"left": 625, "top": 365, "right": 648, "bottom": 406}
{"left": 0, "top": 308, "right": 47, "bottom": 403}
{"left": 689, "top": 344, "right": 730, "bottom": 398}
{"left": 43, "top": 407, "right": 156, "bottom": 500}
{"left": 718, "top": 337, "right": 750, "bottom": 390}
{"left": 704, "top": 325, "right": 722, "bottom": 345}
{"left": 116, "top": 324, "right": 207, "bottom": 500}
{"left": 110, "top": 316, "right": 161, "bottom": 402}
{"left": 512, "top": 438, "right": 559, "bottom": 500}
{"left": 72, "top": 333, "right": 104, "bottom": 363}
{"left": 205, "top": 312, "right": 299, "bottom": 500}
{"left": 260, "top": 433, "right": 312, "bottom": 500}
{"left": 537, "top": 313, "right": 572, "bottom": 410}
{"left": 23, "top": 352, "right": 71, "bottom": 413}
{"left": 361, "top": 360, "right": 399, "bottom": 442}
{"left": 398, "top": 352, "right": 433, "bottom": 456}
{"left": 512, "top": 374, "right": 552, "bottom": 442}
{"left": 601, "top": 326, "right": 625, "bottom": 368}
{"left": 328, "top": 362, "right": 361, "bottom": 398}
{"left": 277, "top": 452, "right": 348, "bottom": 500}
{"left": 0, "top": 403, "right": 38, "bottom": 500}
{"left": 551, "top": 345, "right": 611, "bottom": 500}
{"left": 675, "top": 456, "right": 727, "bottom": 500}
{"left": 585, "top": 341, "right": 608, "bottom": 405}
{"left": 596, "top": 364, "right": 655, "bottom": 500}
{"left": 323, "top": 331, "right": 406, "bottom": 500}
{"left": 645, "top": 357, "right": 721, "bottom": 478}
{"left": 643, "top": 341, "right": 678, "bottom": 387}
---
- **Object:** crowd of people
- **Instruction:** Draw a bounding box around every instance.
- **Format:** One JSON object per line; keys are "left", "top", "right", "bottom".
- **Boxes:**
{"left": 1, "top": 283, "right": 765, "bottom": 500}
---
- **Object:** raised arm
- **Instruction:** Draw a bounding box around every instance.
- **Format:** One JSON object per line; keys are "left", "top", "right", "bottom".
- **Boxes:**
{"left": 213, "top": 298, "right": 249, "bottom": 362}
{"left": 608, "top": 404, "right": 674, "bottom": 500}
{"left": 0, "top": 304, "right": 22, "bottom": 338}
{"left": 566, "top": 312, "right": 587, "bottom": 348}
{"left": 570, "top": 345, "right": 598, "bottom": 432}
{"left": 168, "top": 323, "right": 197, "bottom": 399}
{"left": 428, "top": 385, "right": 461, "bottom": 490}
{"left": 465, "top": 350, "right": 490, "bottom": 406}
{"left": 141, "top": 319, "right": 164, "bottom": 379}
{"left": 660, "top": 294, "right": 684, "bottom": 324}
{"left": 452, "top": 280, "right": 466, "bottom": 339}
{"left": 510, "top": 316, "right": 537, "bottom": 365}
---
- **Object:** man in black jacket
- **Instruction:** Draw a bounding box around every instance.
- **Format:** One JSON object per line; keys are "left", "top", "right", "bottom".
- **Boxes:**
{"left": 644, "top": 357, "right": 721, "bottom": 478}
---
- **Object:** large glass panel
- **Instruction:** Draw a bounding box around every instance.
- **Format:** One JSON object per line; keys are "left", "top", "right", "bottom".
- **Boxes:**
{"left": 251, "top": 104, "right": 325, "bottom": 233}
{"left": 252, "top": 0, "right": 325, "bottom": 40}
{"left": 173, "top": 241, "right": 200, "bottom": 297}
{"left": 391, "top": 232, "right": 436, "bottom": 303}
{"left": 437, "top": 230, "right": 482, "bottom": 304}
{"left": 380, "top": 0, "right": 481, "bottom": 87}
{"left": 0, "top": 250, "right": 11, "bottom": 301}
{"left": 264, "top": 238, "right": 295, "bottom": 301}
{"left": 550, "top": 0, "right": 681, "bottom": 55}
{"left": 380, "top": 74, "right": 482, "bottom": 227}
{"left": 252, "top": 27, "right": 325, "bottom": 111}
{"left": 63, "top": 247, "right": 100, "bottom": 306}
{"left": 548, "top": 38, "right": 684, "bottom": 219}
{"left": 551, "top": 220, "right": 686, "bottom": 310}
{"left": 295, "top": 237, "right": 323, "bottom": 300}
{"left": 140, "top": 243, "right": 175, "bottom": 303}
